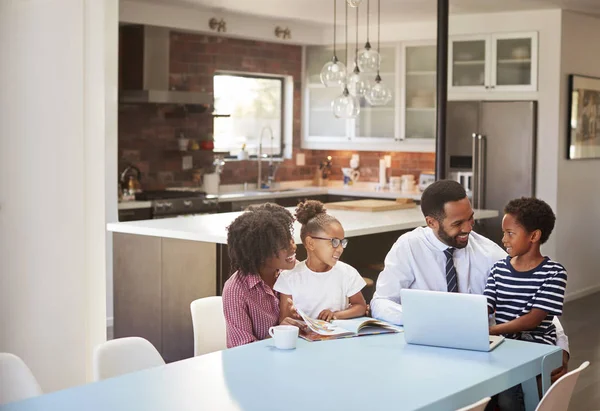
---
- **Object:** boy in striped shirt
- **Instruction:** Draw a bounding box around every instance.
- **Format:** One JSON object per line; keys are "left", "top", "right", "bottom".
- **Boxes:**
{"left": 484, "top": 197, "right": 567, "bottom": 410}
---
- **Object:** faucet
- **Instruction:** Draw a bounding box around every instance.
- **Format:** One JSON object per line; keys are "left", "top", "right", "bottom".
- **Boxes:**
{"left": 258, "top": 126, "right": 275, "bottom": 189}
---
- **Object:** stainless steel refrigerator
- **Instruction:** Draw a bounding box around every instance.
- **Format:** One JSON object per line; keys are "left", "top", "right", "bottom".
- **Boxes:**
{"left": 446, "top": 101, "right": 536, "bottom": 246}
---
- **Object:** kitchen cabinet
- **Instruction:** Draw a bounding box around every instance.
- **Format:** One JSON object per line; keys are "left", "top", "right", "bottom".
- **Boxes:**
{"left": 449, "top": 32, "right": 538, "bottom": 93}
{"left": 401, "top": 42, "right": 437, "bottom": 141}
{"left": 303, "top": 45, "right": 431, "bottom": 152}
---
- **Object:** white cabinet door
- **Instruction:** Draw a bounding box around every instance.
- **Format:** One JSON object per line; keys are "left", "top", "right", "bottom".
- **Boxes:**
{"left": 491, "top": 32, "right": 538, "bottom": 92}
{"left": 448, "top": 35, "right": 491, "bottom": 93}
{"left": 402, "top": 41, "right": 437, "bottom": 142}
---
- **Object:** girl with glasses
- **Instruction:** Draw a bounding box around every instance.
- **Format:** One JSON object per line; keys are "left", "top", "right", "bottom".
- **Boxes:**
{"left": 275, "top": 200, "right": 367, "bottom": 322}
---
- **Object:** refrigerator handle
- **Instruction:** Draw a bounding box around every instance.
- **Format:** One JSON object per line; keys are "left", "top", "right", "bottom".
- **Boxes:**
{"left": 477, "top": 134, "right": 486, "bottom": 210}
{"left": 471, "top": 133, "right": 479, "bottom": 209}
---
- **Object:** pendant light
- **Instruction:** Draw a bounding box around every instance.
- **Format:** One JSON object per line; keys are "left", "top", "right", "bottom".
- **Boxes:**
{"left": 332, "top": 0, "right": 360, "bottom": 118}
{"left": 320, "top": 0, "right": 347, "bottom": 87}
{"left": 356, "top": 0, "right": 380, "bottom": 73}
{"left": 347, "top": 5, "right": 371, "bottom": 97}
{"left": 366, "top": 0, "right": 392, "bottom": 106}
{"left": 347, "top": 0, "right": 362, "bottom": 6}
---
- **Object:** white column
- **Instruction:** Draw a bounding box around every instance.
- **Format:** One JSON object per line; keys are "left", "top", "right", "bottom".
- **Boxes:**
{"left": 0, "top": 0, "right": 118, "bottom": 391}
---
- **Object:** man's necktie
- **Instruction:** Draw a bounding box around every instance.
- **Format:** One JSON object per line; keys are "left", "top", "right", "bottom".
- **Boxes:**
{"left": 445, "top": 247, "right": 458, "bottom": 293}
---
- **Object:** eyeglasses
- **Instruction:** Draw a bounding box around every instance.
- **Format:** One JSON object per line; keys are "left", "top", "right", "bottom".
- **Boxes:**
{"left": 310, "top": 236, "right": 349, "bottom": 249}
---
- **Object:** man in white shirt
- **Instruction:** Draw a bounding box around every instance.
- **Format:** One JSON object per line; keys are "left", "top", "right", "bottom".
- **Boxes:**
{"left": 371, "top": 180, "right": 570, "bottom": 382}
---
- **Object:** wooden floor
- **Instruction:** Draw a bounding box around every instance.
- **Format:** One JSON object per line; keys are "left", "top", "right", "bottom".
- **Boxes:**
{"left": 562, "top": 292, "right": 600, "bottom": 410}
{"left": 105, "top": 293, "right": 599, "bottom": 409}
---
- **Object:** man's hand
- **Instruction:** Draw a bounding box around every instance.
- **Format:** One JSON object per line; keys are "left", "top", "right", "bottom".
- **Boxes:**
{"left": 550, "top": 350, "right": 570, "bottom": 384}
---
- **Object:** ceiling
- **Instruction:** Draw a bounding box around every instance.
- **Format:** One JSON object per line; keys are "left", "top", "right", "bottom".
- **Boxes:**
{"left": 142, "top": 0, "right": 600, "bottom": 25}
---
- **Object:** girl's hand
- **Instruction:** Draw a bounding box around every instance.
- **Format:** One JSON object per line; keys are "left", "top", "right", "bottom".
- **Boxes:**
{"left": 318, "top": 309, "right": 336, "bottom": 322}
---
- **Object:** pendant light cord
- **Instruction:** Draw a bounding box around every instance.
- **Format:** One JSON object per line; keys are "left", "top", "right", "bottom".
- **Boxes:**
{"left": 355, "top": 6, "right": 359, "bottom": 65}
{"left": 366, "top": 0, "right": 370, "bottom": 42}
{"left": 333, "top": 0, "right": 337, "bottom": 59}
{"left": 376, "top": 0, "right": 381, "bottom": 75}
{"left": 345, "top": 0, "right": 348, "bottom": 68}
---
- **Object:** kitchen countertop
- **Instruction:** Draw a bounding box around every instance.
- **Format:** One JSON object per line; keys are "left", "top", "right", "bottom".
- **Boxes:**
{"left": 107, "top": 207, "right": 499, "bottom": 244}
{"left": 117, "top": 185, "right": 422, "bottom": 210}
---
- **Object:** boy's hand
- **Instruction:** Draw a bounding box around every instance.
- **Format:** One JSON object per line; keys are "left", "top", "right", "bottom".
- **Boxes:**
{"left": 317, "top": 309, "right": 336, "bottom": 322}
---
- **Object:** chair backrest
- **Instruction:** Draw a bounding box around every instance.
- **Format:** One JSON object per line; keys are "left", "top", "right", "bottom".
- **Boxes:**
{"left": 456, "top": 397, "right": 491, "bottom": 411}
{"left": 190, "top": 296, "right": 227, "bottom": 356}
{"left": 92, "top": 337, "right": 165, "bottom": 382}
{"left": 0, "top": 353, "right": 43, "bottom": 406}
{"left": 535, "top": 361, "right": 590, "bottom": 411}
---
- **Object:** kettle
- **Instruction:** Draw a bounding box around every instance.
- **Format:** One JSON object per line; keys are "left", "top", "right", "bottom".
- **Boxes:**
{"left": 120, "top": 164, "right": 142, "bottom": 196}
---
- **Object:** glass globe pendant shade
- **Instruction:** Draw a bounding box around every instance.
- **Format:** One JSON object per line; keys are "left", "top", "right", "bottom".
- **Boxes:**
{"left": 332, "top": 87, "right": 360, "bottom": 118}
{"left": 346, "top": 0, "right": 362, "bottom": 7}
{"left": 320, "top": 56, "right": 347, "bottom": 87}
{"left": 347, "top": 66, "right": 371, "bottom": 97}
{"left": 357, "top": 42, "right": 380, "bottom": 73}
{"left": 366, "top": 74, "right": 392, "bottom": 106}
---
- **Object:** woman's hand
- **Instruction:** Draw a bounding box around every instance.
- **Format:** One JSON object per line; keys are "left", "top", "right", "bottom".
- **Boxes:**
{"left": 317, "top": 309, "right": 336, "bottom": 322}
{"left": 280, "top": 317, "right": 309, "bottom": 333}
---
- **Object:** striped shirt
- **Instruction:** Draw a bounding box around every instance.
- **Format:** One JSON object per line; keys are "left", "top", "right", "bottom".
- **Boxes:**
{"left": 484, "top": 257, "right": 567, "bottom": 345}
{"left": 222, "top": 272, "right": 281, "bottom": 348}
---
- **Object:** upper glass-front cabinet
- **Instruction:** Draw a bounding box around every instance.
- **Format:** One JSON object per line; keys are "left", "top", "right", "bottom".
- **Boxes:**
{"left": 402, "top": 42, "right": 437, "bottom": 140}
{"left": 491, "top": 33, "right": 538, "bottom": 92}
{"left": 305, "top": 44, "right": 399, "bottom": 141}
{"left": 449, "top": 32, "right": 538, "bottom": 93}
{"left": 449, "top": 36, "right": 488, "bottom": 91}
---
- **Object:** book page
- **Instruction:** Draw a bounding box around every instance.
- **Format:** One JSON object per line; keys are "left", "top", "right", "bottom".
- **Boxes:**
{"left": 295, "top": 307, "right": 352, "bottom": 336}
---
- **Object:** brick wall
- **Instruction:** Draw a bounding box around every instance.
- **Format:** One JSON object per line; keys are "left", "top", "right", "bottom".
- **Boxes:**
{"left": 118, "top": 29, "right": 435, "bottom": 189}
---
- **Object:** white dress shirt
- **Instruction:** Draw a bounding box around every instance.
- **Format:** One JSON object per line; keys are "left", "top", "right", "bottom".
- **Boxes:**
{"left": 371, "top": 226, "right": 570, "bottom": 353}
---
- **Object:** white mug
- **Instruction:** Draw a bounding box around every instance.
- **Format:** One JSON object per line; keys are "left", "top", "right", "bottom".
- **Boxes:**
{"left": 269, "top": 325, "right": 299, "bottom": 350}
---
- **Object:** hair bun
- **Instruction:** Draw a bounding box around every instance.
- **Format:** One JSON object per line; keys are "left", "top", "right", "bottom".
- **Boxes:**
{"left": 295, "top": 200, "right": 326, "bottom": 225}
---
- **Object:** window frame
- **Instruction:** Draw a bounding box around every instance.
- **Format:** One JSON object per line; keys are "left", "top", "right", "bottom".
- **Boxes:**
{"left": 213, "top": 71, "right": 286, "bottom": 159}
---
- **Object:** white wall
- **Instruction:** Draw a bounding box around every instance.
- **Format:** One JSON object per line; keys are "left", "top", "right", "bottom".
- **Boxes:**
{"left": 120, "top": 0, "right": 325, "bottom": 45}
{"left": 557, "top": 11, "right": 600, "bottom": 300}
{"left": 0, "top": 0, "right": 118, "bottom": 392}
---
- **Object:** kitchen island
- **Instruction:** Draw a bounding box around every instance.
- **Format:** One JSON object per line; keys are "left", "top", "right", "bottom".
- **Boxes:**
{"left": 107, "top": 207, "right": 498, "bottom": 362}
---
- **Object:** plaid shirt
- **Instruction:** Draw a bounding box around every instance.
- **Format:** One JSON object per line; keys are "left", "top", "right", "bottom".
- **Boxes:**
{"left": 222, "top": 272, "right": 280, "bottom": 348}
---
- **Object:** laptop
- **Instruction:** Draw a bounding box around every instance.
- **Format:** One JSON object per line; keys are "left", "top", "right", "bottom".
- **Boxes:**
{"left": 400, "top": 289, "right": 505, "bottom": 352}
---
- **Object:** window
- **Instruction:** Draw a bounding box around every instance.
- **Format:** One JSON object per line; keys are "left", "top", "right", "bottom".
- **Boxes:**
{"left": 213, "top": 73, "right": 284, "bottom": 157}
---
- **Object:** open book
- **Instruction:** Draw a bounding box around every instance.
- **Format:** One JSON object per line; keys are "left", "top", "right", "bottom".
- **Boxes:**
{"left": 295, "top": 307, "right": 402, "bottom": 342}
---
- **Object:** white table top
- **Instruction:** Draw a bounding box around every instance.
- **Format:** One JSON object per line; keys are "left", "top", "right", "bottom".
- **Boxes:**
{"left": 107, "top": 207, "right": 499, "bottom": 244}
{"left": 1, "top": 333, "right": 560, "bottom": 411}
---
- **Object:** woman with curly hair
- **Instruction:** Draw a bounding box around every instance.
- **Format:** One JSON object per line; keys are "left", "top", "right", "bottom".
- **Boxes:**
{"left": 275, "top": 200, "right": 367, "bottom": 322}
{"left": 222, "top": 202, "right": 299, "bottom": 348}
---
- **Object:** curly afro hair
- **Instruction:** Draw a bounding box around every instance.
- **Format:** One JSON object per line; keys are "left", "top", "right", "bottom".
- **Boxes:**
{"left": 226, "top": 202, "right": 295, "bottom": 275}
{"left": 504, "top": 197, "right": 556, "bottom": 244}
{"left": 295, "top": 200, "right": 339, "bottom": 243}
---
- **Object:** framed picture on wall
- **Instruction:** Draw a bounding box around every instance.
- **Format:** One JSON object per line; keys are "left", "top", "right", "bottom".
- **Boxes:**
{"left": 567, "top": 74, "right": 600, "bottom": 160}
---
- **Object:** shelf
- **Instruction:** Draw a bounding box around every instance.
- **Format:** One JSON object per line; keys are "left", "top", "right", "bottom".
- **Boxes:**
{"left": 406, "top": 71, "right": 436, "bottom": 75}
{"left": 453, "top": 60, "right": 485, "bottom": 66}
{"left": 360, "top": 107, "right": 395, "bottom": 112}
{"left": 406, "top": 107, "right": 436, "bottom": 112}
{"left": 497, "top": 59, "right": 531, "bottom": 64}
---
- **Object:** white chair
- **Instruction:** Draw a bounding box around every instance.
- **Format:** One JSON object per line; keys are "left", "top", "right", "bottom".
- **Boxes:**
{"left": 0, "top": 353, "right": 43, "bottom": 405}
{"left": 456, "top": 397, "right": 490, "bottom": 411}
{"left": 92, "top": 337, "right": 165, "bottom": 381}
{"left": 190, "top": 296, "right": 227, "bottom": 356}
{"left": 535, "top": 361, "right": 590, "bottom": 411}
